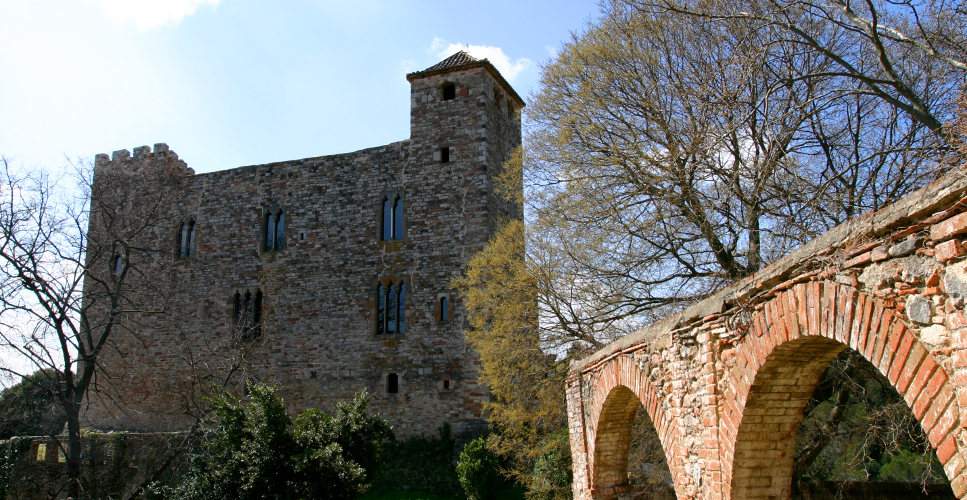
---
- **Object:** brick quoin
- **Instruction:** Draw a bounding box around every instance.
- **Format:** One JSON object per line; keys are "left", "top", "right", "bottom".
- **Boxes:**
{"left": 567, "top": 165, "right": 967, "bottom": 499}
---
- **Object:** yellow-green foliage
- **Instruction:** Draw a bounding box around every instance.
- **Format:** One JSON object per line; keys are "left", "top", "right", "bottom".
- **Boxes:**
{"left": 455, "top": 220, "right": 569, "bottom": 484}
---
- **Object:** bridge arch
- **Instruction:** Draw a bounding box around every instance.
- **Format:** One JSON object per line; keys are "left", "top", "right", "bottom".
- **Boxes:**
{"left": 586, "top": 354, "right": 679, "bottom": 498}
{"left": 723, "top": 281, "right": 961, "bottom": 499}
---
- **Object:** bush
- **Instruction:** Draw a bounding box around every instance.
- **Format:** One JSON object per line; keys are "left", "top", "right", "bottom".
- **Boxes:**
{"left": 175, "top": 383, "right": 393, "bottom": 500}
{"left": 528, "top": 432, "right": 572, "bottom": 500}
{"left": 457, "top": 437, "right": 503, "bottom": 500}
{"left": 372, "top": 423, "right": 463, "bottom": 497}
{"left": 0, "top": 438, "right": 29, "bottom": 498}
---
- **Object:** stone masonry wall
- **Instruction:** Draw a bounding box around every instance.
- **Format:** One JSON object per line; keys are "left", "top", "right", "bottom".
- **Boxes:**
{"left": 568, "top": 166, "right": 967, "bottom": 499}
{"left": 83, "top": 56, "right": 522, "bottom": 439}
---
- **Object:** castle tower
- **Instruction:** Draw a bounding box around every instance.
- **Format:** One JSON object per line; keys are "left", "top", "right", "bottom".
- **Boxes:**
{"left": 407, "top": 51, "right": 524, "bottom": 229}
{"left": 82, "top": 52, "right": 523, "bottom": 439}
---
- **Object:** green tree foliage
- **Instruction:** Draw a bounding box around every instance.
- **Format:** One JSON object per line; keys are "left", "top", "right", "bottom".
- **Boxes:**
{"left": 457, "top": 437, "right": 503, "bottom": 500}
{"left": 0, "top": 369, "right": 65, "bottom": 439}
{"left": 460, "top": 0, "right": 965, "bottom": 493}
{"left": 174, "top": 383, "right": 392, "bottom": 500}
{"left": 455, "top": 220, "right": 573, "bottom": 488}
{"left": 796, "top": 350, "right": 947, "bottom": 485}
{"left": 527, "top": 430, "right": 573, "bottom": 500}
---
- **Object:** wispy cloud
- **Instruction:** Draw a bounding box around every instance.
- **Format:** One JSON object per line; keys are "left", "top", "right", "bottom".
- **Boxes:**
{"left": 430, "top": 38, "right": 532, "bottom": 81}
{"left": 97, "top": 0, "right": 219, "bottom": 30}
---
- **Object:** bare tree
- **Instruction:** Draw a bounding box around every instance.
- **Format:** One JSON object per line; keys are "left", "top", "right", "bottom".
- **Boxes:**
{"left": 459, "top": 0, "right": 963, "bottom": 493}
{"left": 0, "top": 156, "right": 175, "bottom": 497}
{"left": 519, "top": 0, "right": 963, "bottom": 342}
{"left": 627, "top": 0, "right": 966, "bottom": 138}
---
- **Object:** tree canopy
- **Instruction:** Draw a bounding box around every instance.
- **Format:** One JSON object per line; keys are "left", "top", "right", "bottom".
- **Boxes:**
{"left": 459, "top": 0, "right": 965, "bottom": 494}
{"left": 0, "top": 369, "right": 65, "bottom": 439}
{"left": 523, "top": 0, "right": 964, "bottom": 347}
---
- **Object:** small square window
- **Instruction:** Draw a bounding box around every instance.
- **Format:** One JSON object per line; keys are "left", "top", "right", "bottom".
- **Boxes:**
{"left": 442, "top": 82, "right": 456, "bottom": 101}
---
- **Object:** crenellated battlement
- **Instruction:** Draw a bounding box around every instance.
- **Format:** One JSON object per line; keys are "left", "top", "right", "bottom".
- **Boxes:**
{"left": 94, "top": 142, "right": 194, "bottom": 177}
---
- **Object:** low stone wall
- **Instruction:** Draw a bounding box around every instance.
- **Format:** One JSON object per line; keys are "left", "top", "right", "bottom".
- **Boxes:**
{"left": 1, "top": 431, "right": 471, "bottom": 499}
{"left": 1, "top": 432, "right": 190, "bottom": 500}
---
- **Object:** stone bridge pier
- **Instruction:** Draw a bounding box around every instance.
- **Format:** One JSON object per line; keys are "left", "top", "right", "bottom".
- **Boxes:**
{"left": 567, "top": 168, "right": 967, "bottom": 499}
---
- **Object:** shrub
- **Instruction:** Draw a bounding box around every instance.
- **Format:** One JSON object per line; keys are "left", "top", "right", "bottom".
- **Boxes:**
{"left": 0, "top": 438, "right": 29, "bottom": 498}
{"left": 175, "top": 383, "right": 392, "bottom": 500}
{"left": 528, "top": 432, "right": 572, "bottom": 500}
{"left": 457, "top": 437, "right": 503, "bottom": 500}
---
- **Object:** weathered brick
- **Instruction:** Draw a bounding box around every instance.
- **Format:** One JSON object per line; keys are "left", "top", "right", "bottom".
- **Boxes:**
{"left": 936, "top": 239, "right": 965, "bottom": 263}
{"left": 937, "top": 433, "right": 958, "bottom": 464}
{"left": 932, "top": 212, "right": 967, "bottom": 242}
{"left": 567, "top": 168, "right": 967, "bottom": 499}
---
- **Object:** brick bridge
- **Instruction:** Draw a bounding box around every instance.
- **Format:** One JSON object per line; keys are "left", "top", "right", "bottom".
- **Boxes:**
{"left": 566, "top": 167, "right": 967, "bottom": 499}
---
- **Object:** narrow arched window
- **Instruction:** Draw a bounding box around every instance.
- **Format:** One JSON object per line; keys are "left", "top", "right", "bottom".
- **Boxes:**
{"left": 178, "top": 219, "right": 196, "bottom": 258}
{"left": 380, "top": 195, "right": 404, "bottom": 242}
{"left": 111, "top": 255, "right": 123, "bottom": 276}
{"left": 442, "top": 82, "right": 456, "bottom": 101}
{"left": 376, "top": 284, "right": 386, "bottom": 335}
{"left": 387, "top": 373, "right": 399, "bottom": 394}
{"left": 253, "top": 289, "right": 263, "bottom": 338}
{"left": 440, "top": 296, "right": 449, "bottom": 322}
{"left": 243, "top": 291, "right": 253, "bottom": 320}
{"left": 265, "top": 214, "right": 276, "bottom": 251}
{"left": 398, "top": 283, "right": 406, "bottom": 334}
{"left": 233, "top": 289, "right": 263, "bottom": 341}
{"left": 393, "top": 196, "right": 403, "bottom": 240}
{"left": 376, "top": 281, "right": 405, "bottom": 335}
{"left": 186, "top": 220, "right": 196, "bottom": 257}
{"left": 381, "top": 197, "right": 393, "bottom": 241}
{"left": 264, "top": 209, "right": 285, "bottom": 252}
{"left": 274, "top": 212, "right": 284, "bottom": 250}
{"left": 233, "top": 291, "right": 241, "bottom": 322}
{"left": 387, "top": 283, "right": 398, "bottom": 334}
{"left": 179, "top": 223, "right": 189, "bottom": 258}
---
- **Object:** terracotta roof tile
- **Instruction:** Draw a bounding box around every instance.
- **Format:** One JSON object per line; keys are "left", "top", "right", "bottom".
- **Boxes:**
{"left": 420, "top": 51, "right": 478, "bottom": 72}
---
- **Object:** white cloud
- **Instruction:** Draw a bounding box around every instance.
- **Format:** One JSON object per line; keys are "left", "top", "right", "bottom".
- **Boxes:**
{"left": 430, "top": 37, "right": 532, "bottom": 82}
{"left": 97, "top": 0, "right": 219, "bottom": 30}
{"left": 400, "top": 58, "right": 419, "bottom": 74}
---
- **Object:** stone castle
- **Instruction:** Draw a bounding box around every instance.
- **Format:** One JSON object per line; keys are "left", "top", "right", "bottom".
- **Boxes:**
{"left": 82, "top": 52, "right": 523, "bottom": 438}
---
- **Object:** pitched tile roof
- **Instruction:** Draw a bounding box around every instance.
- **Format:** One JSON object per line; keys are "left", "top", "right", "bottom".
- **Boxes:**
{"left": 419, "top": 51, "right": 478, "bottom": 72}
{"left": 405, "top": 50, "right": 525, "bottom": 107}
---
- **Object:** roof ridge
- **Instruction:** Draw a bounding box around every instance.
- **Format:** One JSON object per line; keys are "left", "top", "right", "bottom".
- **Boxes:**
{"left": 419, "top": 51, "right": 480, "bottom": 73}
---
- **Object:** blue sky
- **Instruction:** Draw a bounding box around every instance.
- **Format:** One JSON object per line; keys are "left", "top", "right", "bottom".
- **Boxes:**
{"left": 0, "top": 1, "right": 601, "bottom": 174}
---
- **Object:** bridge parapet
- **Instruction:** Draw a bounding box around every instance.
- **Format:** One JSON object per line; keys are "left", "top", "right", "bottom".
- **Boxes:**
{"left": 568, "top": 167, "right": 967, "bottom": 499}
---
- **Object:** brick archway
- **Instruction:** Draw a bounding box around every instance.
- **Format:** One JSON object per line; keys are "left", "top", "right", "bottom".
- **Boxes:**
{"left": 584, "top": 356, "right": 679, "bottom": 499}
{"left": 569, "top": 169, "right": 967, "bottom": 499}
{"left": 722, "top": 281, "right": 960, "bottom": 499}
